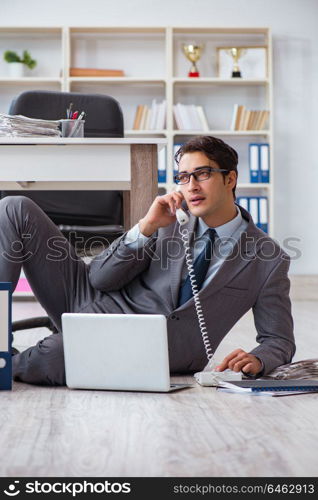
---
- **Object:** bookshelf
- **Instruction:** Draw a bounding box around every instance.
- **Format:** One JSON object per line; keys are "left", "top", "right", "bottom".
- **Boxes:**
{"left": 0, "top": 25, "right": 273, "bottom": 236}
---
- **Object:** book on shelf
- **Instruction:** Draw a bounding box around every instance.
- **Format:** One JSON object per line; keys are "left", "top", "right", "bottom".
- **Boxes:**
{"left": 139, "top": 106, "right": 148, "bottom": 130}
{"left": 158, "top": 146, "right": 167, "bottom": 183}
{"left": 237, "top": 105, "right": 246, "bottom": 130}
{"left": 69, "top": 68, "right": 125, "bottom": 77}
{"left": 132, "top": 100, "right": 166, "bottom": 130}
{"left": 173, "top": 103, "right": 209, "bottom": 131}
{"left": 176, "top": 103, "right": 191, "bottom": 129}
{"left": 156, "top": 100, "right": 167, "bottom": 130}
{"left": 230, "top": 104, "right": 238, "bottom": 130}
{"left": 132, "top": 104, "right": 143, "bottom": 130}
{"left": 230, "top": 105, "right": 269, "bottom": 131}
{"left": 149, "top": 99, "right": 158, "bottom": 130}
{"left": 144, "top": 107, "right": 151, "bottom": 130}
{"left": 252, "top": 111, "right": 261, "bottom": 130}
{"left": 188, "top": 105, "right": 200, "bottom": 130}
{"left": 258, "top": 110, "right": 270, "bottom": 130}
{"left": 238, "top": 109, "right": 247, "bottom": 131}
{"left": 196, "top": 106, "right": 209, "bottom": 131}
{"left": 173, "top": 105, "right": 183, "bottom": 130}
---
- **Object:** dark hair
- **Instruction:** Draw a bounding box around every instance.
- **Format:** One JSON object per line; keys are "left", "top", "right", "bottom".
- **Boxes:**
{"left": 174, "top": 136, "right": 238, "bottom": 198}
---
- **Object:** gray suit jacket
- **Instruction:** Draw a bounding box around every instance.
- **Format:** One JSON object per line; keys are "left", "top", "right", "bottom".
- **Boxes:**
{"left": 89, "top": 206, "right": 295, "bottom": 375}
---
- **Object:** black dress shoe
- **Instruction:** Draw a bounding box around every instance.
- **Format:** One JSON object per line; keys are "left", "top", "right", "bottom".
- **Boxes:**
{"left": 12, "top": 347, "right": 20, "bottom": 356}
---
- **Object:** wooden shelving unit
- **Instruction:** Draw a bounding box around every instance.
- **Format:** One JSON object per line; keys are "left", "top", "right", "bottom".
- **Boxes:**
{"left": 0, "top": 25, "right": 273, "bottom": 235}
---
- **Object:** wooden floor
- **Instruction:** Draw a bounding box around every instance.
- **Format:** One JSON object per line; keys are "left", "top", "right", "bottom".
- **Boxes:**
{"left": 1, "top": 297, "right": 318, "bottom": 477}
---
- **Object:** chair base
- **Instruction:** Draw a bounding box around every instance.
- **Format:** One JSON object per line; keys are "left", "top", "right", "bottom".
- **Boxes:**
{"left": 12, "top": 316, "right": 58, "bottom": 334}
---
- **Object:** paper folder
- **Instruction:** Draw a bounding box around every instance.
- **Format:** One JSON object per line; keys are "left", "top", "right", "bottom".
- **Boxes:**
{"left": 226, "top": 379, "right": 318, "bottom": 392}
{"left": 0, "top": 282, "right": 12, "bottom": 390}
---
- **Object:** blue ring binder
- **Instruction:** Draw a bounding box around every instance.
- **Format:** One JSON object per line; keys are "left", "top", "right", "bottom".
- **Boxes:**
{"left": 252, "top": 386, "right": 318, "bottom": 392}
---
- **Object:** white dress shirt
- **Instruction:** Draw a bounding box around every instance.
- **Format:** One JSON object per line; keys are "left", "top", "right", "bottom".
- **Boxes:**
{"left": 124, "top": 206, "right": 248, "bottom": 289}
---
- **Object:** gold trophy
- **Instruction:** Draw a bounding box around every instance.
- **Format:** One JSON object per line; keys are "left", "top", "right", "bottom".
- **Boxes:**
{"left": 226, "top": 47, "right": 247, "bottom": 77}
{"left": 183, "top": 44, "right": 204, "bottom": 77}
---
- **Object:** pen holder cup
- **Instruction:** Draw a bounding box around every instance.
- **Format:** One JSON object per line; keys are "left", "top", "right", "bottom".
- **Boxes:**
{"left": 60, "top": 119, "right": 85, "bottom": 138}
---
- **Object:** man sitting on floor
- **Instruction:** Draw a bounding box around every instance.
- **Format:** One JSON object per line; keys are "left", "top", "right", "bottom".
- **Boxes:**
{"left": 0, "top": 135, "right": 295, "bottom": 385}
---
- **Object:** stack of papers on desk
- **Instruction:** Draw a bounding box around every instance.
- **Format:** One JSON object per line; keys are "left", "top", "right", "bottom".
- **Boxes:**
{"left": 0, "top": 113, "right": 60, "bottom": 137}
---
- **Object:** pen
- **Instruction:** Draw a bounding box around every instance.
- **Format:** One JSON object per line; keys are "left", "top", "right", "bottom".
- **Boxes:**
{"left": 68, "top": 110, "right": 86, "bottom": 137}
{"left": 66, "top": 102, "right": 73, "bottom": 119}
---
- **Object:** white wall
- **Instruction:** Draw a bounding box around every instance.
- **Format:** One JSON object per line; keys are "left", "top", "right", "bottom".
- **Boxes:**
{"left": 2, "top": 0, "right": 318, "bottom": 273}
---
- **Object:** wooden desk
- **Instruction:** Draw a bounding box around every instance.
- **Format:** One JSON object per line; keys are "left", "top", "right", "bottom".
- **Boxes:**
{"left": 0, "top": 137, "right": 166, "bottom": 229}
{"left": 0, "top": 376, "right": 317, "bottom": 477}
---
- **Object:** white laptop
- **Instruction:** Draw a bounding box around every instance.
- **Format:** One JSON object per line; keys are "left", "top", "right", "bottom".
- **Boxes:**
{"left": 61, "top": 313, "right": 192, "bottom": 392}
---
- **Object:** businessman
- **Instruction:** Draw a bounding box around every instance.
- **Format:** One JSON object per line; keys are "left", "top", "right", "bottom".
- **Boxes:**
{"left": 0, "top": 135, "right": 295, "bottom": 385}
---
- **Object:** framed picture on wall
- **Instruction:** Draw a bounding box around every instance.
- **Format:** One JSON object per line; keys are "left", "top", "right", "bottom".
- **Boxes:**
{"left": 216, "top": 46, "right": 268, "bottom": 79}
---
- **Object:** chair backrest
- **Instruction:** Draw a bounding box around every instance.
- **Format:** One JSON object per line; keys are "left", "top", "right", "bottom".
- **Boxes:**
{"left": 5, "top": 90, "right": 124, "bottom": 229}
{"left": 9, "top": 90, "right": 124, "bottom": 138}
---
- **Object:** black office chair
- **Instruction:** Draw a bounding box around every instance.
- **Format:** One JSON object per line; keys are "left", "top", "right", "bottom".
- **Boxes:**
{"left": 3, "top": 90, "right": 125, "bottom": 247}
{"left": 7, "top": 90, "right": 125, "bottom": 338}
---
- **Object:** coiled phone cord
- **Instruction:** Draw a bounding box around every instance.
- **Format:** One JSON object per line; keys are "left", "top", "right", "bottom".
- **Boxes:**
{"left": 179, "top": 225, "right": 215, "bottom": 366}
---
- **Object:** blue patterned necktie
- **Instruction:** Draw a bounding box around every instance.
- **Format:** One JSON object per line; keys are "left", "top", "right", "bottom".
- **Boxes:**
{"left": 178, "top": 228, "right": 217, "bottom": 306}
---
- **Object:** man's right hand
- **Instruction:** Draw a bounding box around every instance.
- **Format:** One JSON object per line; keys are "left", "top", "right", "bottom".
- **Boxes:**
{"left": 138, "top": 191, "right": 184, "bottom": 237}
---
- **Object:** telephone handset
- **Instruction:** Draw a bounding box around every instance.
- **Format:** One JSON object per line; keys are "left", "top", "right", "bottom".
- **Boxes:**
{"left": 175, "top": 199, "right": 241, "bottom": 386}
{"left": 176, "top": 208, "right": 189, "bottom": 226}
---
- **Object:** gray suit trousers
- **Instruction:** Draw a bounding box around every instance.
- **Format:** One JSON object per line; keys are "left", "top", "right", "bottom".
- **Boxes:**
{"left": 0, "top": 196, "right": 112, "bottom": 385}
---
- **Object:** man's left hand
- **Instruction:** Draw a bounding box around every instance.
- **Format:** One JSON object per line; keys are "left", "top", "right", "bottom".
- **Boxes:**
{"left": 215, "top": 349, "right": 262, "bottom": 376}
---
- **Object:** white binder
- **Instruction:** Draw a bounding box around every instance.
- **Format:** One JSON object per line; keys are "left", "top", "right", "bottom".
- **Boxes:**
{"left": 260, "top": 144, "right": 270, "bottom": 183}
{"left": 249, "top": 144, "right": 260, "bottom": 183}
{"left": 259, "top": 197, "right": 268, "bottom": 233}
{"left": 249, "top": 197, "right": 259, "bottom": 226}
{"left": 0, "top": 282, "right": 12, "bottom": 390}
{"left": 237, "top": 197, "right": 249, "bottom": 211}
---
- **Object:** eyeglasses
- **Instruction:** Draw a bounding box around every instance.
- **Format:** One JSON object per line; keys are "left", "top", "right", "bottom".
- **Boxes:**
{"left": 174, "top": 166, "right": 228, "bottom": 185}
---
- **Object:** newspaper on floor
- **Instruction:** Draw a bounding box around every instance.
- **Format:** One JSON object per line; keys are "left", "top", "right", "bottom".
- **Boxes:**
{"left": 263, "top": 359, "right": 318, "bottom": 380}
{"left": 0, "top": 113, "right": 61, "bottom": 137}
